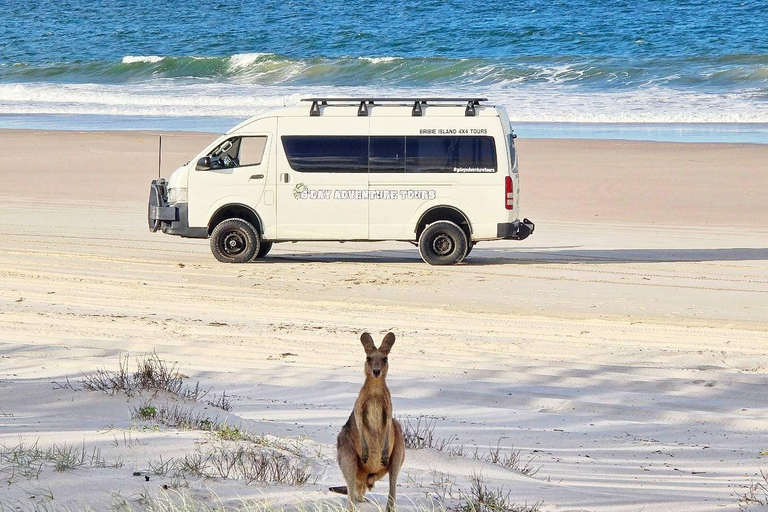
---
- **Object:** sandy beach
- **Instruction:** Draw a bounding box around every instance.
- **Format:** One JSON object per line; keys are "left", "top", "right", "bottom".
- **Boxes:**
{"left": 1, "top": 130, "right": 767, "bottom": 511}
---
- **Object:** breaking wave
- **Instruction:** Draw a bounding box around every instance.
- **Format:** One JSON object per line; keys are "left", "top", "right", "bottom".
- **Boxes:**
{"left": 2, "top": 53, "right": 767, "bottom": 91}
{"left": 1, "top": 53, "right": 766, "bottom": 123}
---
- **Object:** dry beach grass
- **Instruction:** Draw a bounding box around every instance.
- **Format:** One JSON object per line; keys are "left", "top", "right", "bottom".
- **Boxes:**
{"left": 1, "top": 130, "right": 767, "bottom": 510}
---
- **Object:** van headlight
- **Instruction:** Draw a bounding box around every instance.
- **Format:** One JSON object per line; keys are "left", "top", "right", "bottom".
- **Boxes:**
{"left": 167, "top": 187, "right": 187, "bottom": 204}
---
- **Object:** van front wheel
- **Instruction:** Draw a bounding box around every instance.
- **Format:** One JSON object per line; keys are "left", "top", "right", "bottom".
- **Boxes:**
{"left": 210, "top": 218, "right": 260, "bottom": 263}
{"left": 251, "top": 241, "right": 273, "bottom": 260}
{"left": 418, "top": 221, "right": 468, "bottom": 265}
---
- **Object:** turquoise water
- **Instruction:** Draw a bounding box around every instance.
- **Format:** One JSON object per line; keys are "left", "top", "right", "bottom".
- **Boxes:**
{"left": 1, "top": 1, "right": 767, "bottom": 141}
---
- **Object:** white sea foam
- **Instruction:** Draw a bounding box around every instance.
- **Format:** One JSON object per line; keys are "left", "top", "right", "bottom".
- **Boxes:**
{"left": 121, "top": 56, "right": 165, "bottom": 64}
{"left": 358, "top": 57, "right": 403, "bottom": 64}
{"left": 528, "top": 64, "right": 590, "bottom": 84}
{"left": 1, "top": 81, "right": 767, "bottom": 124}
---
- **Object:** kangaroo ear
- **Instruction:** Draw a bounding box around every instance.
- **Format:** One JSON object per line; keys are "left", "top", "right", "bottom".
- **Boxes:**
{"left": 379, "top": 332, "right": 396, "bottom": 354}
{"left": 360, "top": 332, "right": 376, "bottom": 354}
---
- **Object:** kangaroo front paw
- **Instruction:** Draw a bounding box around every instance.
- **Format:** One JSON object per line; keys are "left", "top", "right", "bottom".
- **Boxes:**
{"left": 361, "top": 449, "right": 369, "bottom": 464}
{"left": 380, "top": 454, "right": 389, "bottom": 466}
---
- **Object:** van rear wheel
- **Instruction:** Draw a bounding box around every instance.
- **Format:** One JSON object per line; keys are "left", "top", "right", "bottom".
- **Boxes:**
{"left": 210, "top": 218, "right": 260, "bottom": 263}
{"left": 418, "top": 221, "right": 468, "bottom": 265}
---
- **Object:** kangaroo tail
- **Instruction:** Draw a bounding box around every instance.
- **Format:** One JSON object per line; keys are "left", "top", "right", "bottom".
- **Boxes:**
{"left": 329, "top": 486, "right": 348, "bottom": 495}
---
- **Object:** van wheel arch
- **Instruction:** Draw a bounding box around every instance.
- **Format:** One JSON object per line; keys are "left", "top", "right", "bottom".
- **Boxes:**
{"left": 208, "top": 204, "right": 264, "bottom": 236}
{"left": 415, "top": 206, "right": 472, "bottom": 242}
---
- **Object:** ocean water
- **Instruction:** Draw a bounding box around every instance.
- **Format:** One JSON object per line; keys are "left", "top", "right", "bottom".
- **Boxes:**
{"left": 1, "top": 0, "right": 767, "bottom": 141}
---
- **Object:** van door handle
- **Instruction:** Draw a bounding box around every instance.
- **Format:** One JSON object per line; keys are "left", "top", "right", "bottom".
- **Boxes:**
{"left": 280, "top": 173, "right": 291, "bottom": 183}
{"left": 249, "top": 174, "right": 264, "bottom": 180}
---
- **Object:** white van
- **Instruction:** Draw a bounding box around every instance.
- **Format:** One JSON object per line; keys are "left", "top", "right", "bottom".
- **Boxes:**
{"left": 148, "top": 97, "right": 534, "bottom": 265}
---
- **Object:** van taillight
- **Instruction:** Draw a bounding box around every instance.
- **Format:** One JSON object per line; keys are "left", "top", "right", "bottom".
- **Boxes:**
{"left": 504, "top": 176, "right": 514, "bottom": 210}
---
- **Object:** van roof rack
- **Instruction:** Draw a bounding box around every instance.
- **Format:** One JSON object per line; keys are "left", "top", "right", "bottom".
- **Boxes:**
{"left": 300, "top": 97, "right": 489, "bottom": 117}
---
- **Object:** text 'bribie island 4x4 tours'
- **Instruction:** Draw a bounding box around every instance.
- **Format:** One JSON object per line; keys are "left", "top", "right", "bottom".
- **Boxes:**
{"left": 147, "top": 97, "right": 535, "bottom": 265}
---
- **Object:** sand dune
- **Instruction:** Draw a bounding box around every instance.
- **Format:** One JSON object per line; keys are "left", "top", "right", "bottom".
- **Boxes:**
{"left": 1, "top": 131, "right": 767, "bottom": 510}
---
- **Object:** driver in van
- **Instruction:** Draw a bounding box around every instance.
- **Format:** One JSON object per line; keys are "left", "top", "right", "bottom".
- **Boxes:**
{"left": 210, "top": 139, "right": 240, "bottom": 169}
{"left": 219, "top": 153, "right": 239, "bottom": 168}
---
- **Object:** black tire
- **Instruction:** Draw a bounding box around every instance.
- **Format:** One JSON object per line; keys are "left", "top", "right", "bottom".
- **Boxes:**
{"left": 464, "top": 242, "right": 475, "bottom": 258}
{"left": 251, "top": 241, "right": 273, "bottom": 260}
{"left": 210, "top": 218, "right": 260, "bottom": 263}
{"left": 418, "top": 220, "right": 468, "bottom": 265}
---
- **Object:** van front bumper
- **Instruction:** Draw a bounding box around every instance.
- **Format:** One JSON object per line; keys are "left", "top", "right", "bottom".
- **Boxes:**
{"left": 497, "top": 218, "right": 535, "bottom": 240}
{"left": 148, "top": 179, "right": 207, "bottom": 238}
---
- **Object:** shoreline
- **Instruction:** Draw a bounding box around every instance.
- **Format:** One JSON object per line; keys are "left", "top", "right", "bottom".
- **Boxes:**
{"left": 2, "top": 115, "right": 768, "bottom": 144}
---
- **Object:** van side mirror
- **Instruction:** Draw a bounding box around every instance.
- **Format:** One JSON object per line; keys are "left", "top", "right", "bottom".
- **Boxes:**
{"left": 196, "top": 157, "right": 211, "bottom": 171}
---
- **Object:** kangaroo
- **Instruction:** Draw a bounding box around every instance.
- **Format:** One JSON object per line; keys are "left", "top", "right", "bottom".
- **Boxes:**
{"left": 331, "top": 332, "right": 405, "bottom": 511}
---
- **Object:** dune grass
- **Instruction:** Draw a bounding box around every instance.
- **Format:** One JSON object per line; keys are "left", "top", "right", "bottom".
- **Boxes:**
{"left": 736, "top": 468, "right": 768, "bottom": 510}
{"left": 0, "top": 439, "right": 123, "bottom": 483}
{"left": 400, "top": 415, "right": 540, "bottom": 477}
{"left": 81, "top": 352, "right": 232, "bottom": 411}
{"left": 113, "top": 485, "right": 541, "bottom": 512}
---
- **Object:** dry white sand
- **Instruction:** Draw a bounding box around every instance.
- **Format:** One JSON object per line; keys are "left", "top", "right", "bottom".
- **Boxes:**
{"left": 1, "top": 131, "right": 767, "bottom": 511}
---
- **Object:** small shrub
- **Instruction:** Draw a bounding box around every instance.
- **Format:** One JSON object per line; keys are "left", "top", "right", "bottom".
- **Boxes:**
{"left": 481, "top": 442, "right": 540, "bottom": 477}
{"left": 138, "top": 404, "right": 158, "bottom": 419}
{"left": 206, "top": 391, "right": 234, "bottom": 412}
{"left": 217, "top": 424, "right": 245, "bottom": 441}
{"left": 162, "top": 442, "right": 311, "bottom": 486}
{"left": 82, "top": 352, "right": 222, "bottom": 406}
{"left": 131, "top": 401, "right": 212, "bottom": 431}
{"left": 131, "top": 402, "right": 254, "bottom": 443}
{"left": 401, "top": 414, "right": 439, "bottom": 449}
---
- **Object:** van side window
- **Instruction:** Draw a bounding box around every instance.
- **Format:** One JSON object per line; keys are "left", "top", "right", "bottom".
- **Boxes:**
{"left": 370, "top": 137, "right": 405, "bottom": 173}
{"left": 207, "top": 136, "right": 267, "bottom": 169}
{"left": 405, "top": 136, "right": 497, "bottom": 173}
{"left": 208, "top": 138, "right": 241, "bottom": 169}
{"left": 282, "top": 136, "right": 368, "bottom": 173}
{"left": 238, "top": 136, "right": 268, "bottom": 167}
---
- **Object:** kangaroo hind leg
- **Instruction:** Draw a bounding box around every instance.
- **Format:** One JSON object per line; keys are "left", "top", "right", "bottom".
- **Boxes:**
{"left": 386, "top": 420, "right": 406, "bottom": 512}
{"left": 337, "top": 435, "right": 361, "bottom": 509}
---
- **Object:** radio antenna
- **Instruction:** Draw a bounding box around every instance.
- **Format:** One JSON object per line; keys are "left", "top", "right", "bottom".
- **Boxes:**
{"left": 158, "top": 135, "right": 162, "bottom": 178}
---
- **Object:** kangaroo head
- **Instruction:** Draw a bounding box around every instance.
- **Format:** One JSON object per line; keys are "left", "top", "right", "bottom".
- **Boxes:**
{"left": 360, "top": 332, "right": 395, "bottom": 379}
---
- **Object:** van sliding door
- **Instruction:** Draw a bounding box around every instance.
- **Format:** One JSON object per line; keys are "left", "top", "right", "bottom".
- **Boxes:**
{"left": 368, "top": 115, "right": 412, "bottom": 239}
{"left": 276, "top": 116, "right": 369, "bottom": 240}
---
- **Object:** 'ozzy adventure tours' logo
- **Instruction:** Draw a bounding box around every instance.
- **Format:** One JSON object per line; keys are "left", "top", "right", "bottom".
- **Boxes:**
{"left": 293, "top": 183, "right": 308, "bottom": 199}
{"left": 293, "top": 183, "right": 436, "bottom": 201}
